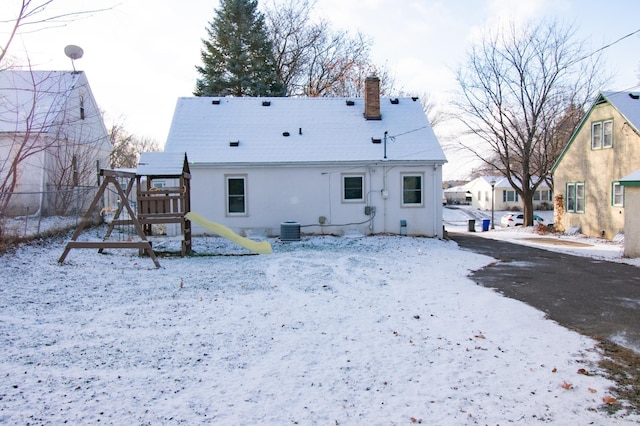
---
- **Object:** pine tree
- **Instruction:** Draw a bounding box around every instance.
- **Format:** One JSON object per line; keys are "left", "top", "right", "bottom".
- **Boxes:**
{"left": 195, "top": 0, "right": 284, "bottom": 97}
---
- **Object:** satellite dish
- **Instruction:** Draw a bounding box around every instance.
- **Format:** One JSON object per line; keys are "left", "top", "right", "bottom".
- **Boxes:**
{"left": 64, "top": 45, "right": 84, "bottom": 72}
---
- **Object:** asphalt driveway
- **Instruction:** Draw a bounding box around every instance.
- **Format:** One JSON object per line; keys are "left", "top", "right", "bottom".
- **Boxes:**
{"left": 451, "top": 232, "right": 640, "bottom": 352}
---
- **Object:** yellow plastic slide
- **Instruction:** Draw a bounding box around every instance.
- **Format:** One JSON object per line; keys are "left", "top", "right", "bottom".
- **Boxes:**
{"left": 185, "top": 212, "right": 273, "bottom": 255}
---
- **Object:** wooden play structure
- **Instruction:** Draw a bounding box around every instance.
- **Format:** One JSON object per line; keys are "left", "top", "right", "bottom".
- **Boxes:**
{"left": 59, "top": 152, "right": 191, "bottom": 267}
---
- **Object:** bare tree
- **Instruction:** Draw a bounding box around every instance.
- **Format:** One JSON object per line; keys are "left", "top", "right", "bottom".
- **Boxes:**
{"left": 264, "top": 0, "right": 395, "bottom": 97}
{"left": 1, "top": 0, "right": 110, "bottom": 68}
{"left": 109, "top": 120, "right": 160, "bottom": 169}
{"left": 454, "top": 18, "right": 607, "bottom": 226}
{"left": 412, "top": 91, "right": 444, "bottom": 129}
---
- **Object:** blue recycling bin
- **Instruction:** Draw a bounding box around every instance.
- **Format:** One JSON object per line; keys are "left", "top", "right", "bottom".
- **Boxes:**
{"left": 482, "top": 219, "right": 491, "bottom": 231}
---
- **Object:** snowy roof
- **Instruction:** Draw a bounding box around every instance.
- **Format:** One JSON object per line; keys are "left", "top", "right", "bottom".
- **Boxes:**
{"left": 163, "top": 96, "right": 446, "bottom": 165}
{"left": 619, "top": 168, "right": 640, "bottom": 185}
{"left": 599, "top": 91, "right": 640, "bottom": 133}
{"left": 465, "top": 175, "right": 549, "bottom": 190}
{"left": 137, "top": 152, "right": 189, "bottom": 177}
{"left": 0, "top": 70, "right": 85, "bottom": 133}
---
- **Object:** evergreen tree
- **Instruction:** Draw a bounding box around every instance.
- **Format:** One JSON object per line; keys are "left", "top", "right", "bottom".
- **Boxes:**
{"left": 195, "top": 0, "right": 284, "bottom": 97}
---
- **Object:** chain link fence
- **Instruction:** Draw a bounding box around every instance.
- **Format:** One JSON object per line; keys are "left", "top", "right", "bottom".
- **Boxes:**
{"left": 0, "top": 186, "right": 106, "bottom": 245}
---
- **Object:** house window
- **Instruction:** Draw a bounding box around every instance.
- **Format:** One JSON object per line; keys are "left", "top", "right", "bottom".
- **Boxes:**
{"left": 502, "top": 190, "right": 518, "bottom": 202}
{"left": 533, "top": 189, "right": 552, "bottom": 201}
{"left": 592, "top": 119, "right": 613, "bottom": 149}
{"left": 566, "top": 182, "right": 585, "bottom": 213}
{"left": 402, "top": 174, "right": 423, "bottom": 206}
{"left": 603, "top": 120, "right": 613, "bottom": 148}
{"left": 612, "top": 182, "right": 624, "bottom": 207}
{"left": 576, "top": 183, "right": 585, "bottom": 213}
{"left": 343, "top": 174, "right": 364, "bottom": 202}
{"left": 79, "top": 95, "right": 85, "bottom": 120}
{"left": 226, "top": 175, "right": 247, "bottom": 215}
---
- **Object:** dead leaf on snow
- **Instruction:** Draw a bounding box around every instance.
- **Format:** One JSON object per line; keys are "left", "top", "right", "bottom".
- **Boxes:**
{"left": 561, "top": 381, "right": 573, "bottom": 390}
{"left": 602, "top": 395, "right": 618, "bottom": 405}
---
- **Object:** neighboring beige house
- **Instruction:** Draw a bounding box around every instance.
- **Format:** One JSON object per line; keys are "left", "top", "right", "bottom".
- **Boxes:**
{"left": 0, "top": 70, "right": 111, "bottom": 216}
{"left": 465, "top": 176, "right": 552, "bottom": 211}
{"left": 163, "top": 76, "right": 447, "bottom": 238}
{"left": 552, "top": 91, "right": 640, "bottom": 240}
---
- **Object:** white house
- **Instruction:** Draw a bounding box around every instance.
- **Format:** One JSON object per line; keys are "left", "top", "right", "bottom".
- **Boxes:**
{"left": 465, "top": 176, "right": 553, "bottom": 211}
{"left": 163, "top": 76, "right": 447, "bottom": 238}
{"left": 0, "top": 70, "right": 111, "bottom": 216}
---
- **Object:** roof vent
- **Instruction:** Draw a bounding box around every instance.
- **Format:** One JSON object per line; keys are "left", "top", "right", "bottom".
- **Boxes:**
{"left": 211, "top": 99, "right": 221, "bottom": 105}
{"left": 390, "top": 98, "right": 399, "bottom": 104}
{"left": 283, "top": 132, "right": 290, "bottom": 137}
{"left": 262, "top": 101, "right": 271, "bottom": 106}
{"left": 229, "top": 141, "right": 239, "bottom": 147}
{"left": 630, "top": 93, "right": 640, "bottom": 100}
{"left": 371, "top": 138, "right": 382, "bottom": 144}
{"left": 346, "top": 100, "right": 355, "bottom": 106}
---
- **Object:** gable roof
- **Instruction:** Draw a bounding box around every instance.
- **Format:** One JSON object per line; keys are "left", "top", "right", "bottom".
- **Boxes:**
{"left": 599, "top": 91, "right": 640, "bottom": 133}
{"left": 552, "top": 91, "right": 640, "bottom": 173}
{"left": 163, "top": 96, "right": 446, "bottom": 165}
{"left": 0, "top": 70, "right": 86, "bottom": 133}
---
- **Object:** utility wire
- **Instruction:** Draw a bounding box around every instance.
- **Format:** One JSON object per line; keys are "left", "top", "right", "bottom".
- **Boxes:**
{"left": 568, "top": 27, "right": 640, "bottom": 67}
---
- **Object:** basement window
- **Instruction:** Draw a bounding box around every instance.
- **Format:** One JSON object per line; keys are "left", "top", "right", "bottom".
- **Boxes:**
{"left": 371, "top": 138, "right": 381, "bottom": 144}
{"left": 346, "top": 100, "right": 355, "bottom": 106}
{"left": 390, "top": 98, "right": 399, "bottom": 104}
{"left": 211, "top": 99, "right": 221, "bottom": 105}
{"left": 262, "top": 101, "right": 271, "bottom": 106}
{"left": 229, "top": 141, "right": 239, "bottom": 147}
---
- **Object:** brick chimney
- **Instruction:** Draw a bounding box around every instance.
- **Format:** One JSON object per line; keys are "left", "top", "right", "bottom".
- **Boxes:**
{"left": 364, "top": 75, "right": 381, "bottom": 120}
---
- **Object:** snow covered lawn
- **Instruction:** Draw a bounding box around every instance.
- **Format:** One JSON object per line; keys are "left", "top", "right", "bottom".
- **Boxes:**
{"left": 0, "top": 231, "right": 638, "bottom": 424}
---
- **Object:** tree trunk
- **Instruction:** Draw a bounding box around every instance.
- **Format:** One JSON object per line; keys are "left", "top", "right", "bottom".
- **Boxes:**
{"left": 522, "top": 190, "right": 535, "bottom": 227}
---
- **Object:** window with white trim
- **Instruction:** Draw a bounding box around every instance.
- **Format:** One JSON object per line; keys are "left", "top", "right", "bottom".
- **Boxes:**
{"left": 576, "top": 183, "right": 585, "bottom": 212}
{"left": 533, "top": 189, "right": 552, "bottom": 202}
{"left": 592, "top": 119, "right": 613, "bottom": 149}
{"left": 226, "top": 175, "right": 247, "bottom": 215}
{"left": 612, "top": 182, "right": 624, "bottom": 207}
{"left": 566, "top": 182, "right": 584, "bottom": 213}
{"left": 502, "top": 189, "right": 518, "bottom": 202}
{"left": 342, "top": 174, "right": 364, "bottom": 202}
{"left": 402, "top": 174, "right": 423, "bottom": 206}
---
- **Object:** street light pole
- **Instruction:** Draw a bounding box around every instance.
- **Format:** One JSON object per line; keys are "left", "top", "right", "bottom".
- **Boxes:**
{"left": 490, "top": 179, "right": 496, "bottom": 230}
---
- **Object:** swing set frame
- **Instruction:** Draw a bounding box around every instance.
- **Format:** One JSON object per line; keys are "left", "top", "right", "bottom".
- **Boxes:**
{"left": 59, "top": 155, "right": 191, "bottom": 268}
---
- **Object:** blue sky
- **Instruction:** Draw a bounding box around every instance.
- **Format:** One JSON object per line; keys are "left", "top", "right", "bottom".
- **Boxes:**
{"left": 6, "top": 0, "right": 640, "bottom": 179}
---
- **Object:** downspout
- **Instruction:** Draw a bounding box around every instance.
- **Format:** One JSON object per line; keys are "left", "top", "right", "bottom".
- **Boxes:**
{"left": 433, "top": 163, "right": 439, "bottom": 238}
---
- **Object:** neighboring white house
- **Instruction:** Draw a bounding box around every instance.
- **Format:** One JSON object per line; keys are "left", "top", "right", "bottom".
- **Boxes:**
{"left": 465, "top": 176, "right": 553, "bottom": 211}
{"left": 0, "top": 70, "right": 111, "bottom": 216}
{"left": 444, "top": 184, "right": 471, "bottom": 205}
{"left": 163, "top": 76, "right": 447, "bottom": 238}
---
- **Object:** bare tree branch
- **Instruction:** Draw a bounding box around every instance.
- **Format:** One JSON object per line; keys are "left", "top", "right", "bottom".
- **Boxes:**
{"left": 1, "top": 0, "right": 112, "bottom": 67}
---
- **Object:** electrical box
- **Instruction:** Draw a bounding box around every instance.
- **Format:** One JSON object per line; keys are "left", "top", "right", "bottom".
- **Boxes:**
{"left": 365, "top": 206, "right": 376, "bottom": 215}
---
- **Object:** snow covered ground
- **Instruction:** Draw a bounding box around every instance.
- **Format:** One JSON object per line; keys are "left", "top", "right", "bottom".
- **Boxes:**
{"left": 0, "top": 210, "right": 639, "bottom": 424}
